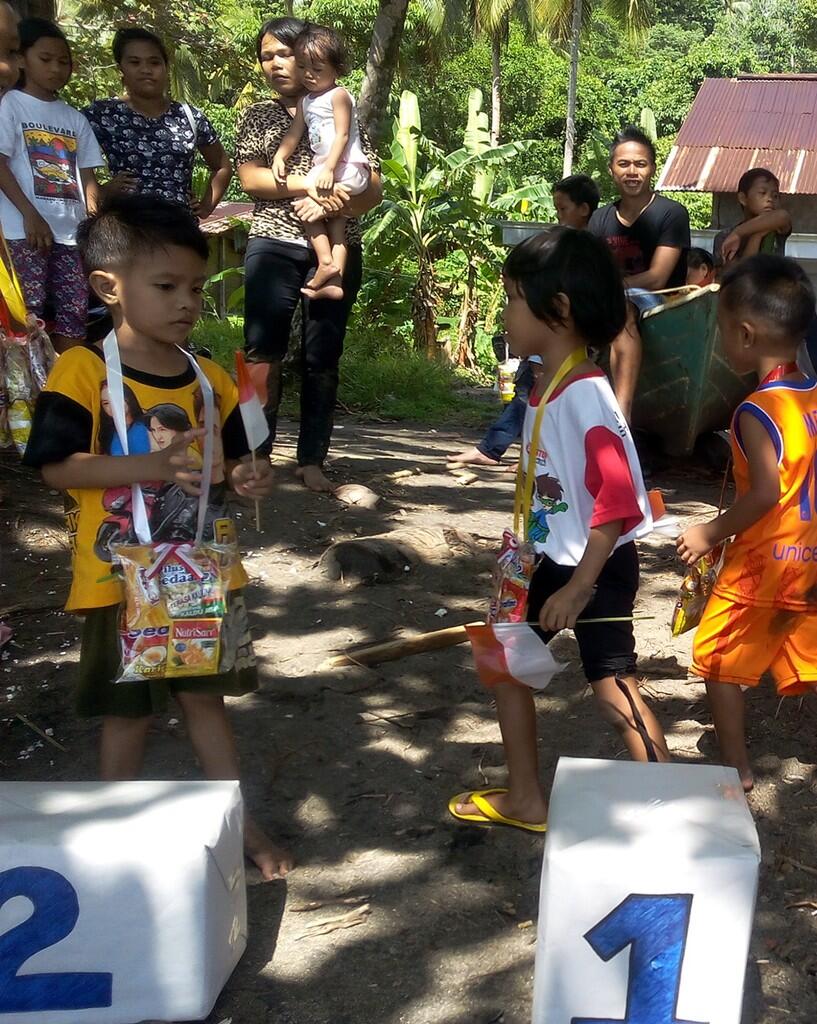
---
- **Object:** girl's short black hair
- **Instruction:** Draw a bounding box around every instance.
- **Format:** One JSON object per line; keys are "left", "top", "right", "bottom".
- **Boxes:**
{"left": 19, "top": 16, "right": 71, "bottom": 61}
{"left": 609, "top": 126, "right": 656, "bottom": 166}
{"left": 720, "top": 254, "right": 815, "bottom": 341}
{"left": 256, "top": 16, "right": 306, "bottom": 59}
{"left": 552, "top": 174, "right": 600, "bottom": 213}
{"left": 112, "top": 27, "right": 168, "bottom": 66}
{"left": 503, "top": 227, "right": 627, "bottom": 348}
{"left": 294, "top": 24, "right": 348, "bottom": 76}
{"left": 77, "top": 194, "right": 209, "bottom": 272}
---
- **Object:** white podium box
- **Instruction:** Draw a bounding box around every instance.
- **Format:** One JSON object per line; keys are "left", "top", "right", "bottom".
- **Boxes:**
{"left": 0, "top": 781, "right": 246, "bottom": 1024}
{"left": 532, "top": 758, "right": 760, "bottom": 1024}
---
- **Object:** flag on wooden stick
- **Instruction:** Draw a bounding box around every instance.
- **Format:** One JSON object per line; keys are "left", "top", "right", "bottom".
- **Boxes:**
{"left": 235, "top": 350, "right": 269, "bottom": 530}
{"left": 466, "top": 623, "right": 566, "bottom": 690}
{"left": 235, "top": 350, "right": 270, "bottom": 451}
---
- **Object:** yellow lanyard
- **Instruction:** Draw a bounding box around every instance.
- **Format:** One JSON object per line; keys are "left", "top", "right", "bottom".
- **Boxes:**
{"left": 513, "top": 347, "right": 587, "bottom": 537}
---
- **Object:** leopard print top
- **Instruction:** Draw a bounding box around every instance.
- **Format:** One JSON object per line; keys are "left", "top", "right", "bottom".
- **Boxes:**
{"left": 234, "top": 98, "right": 379, "bottom": 246}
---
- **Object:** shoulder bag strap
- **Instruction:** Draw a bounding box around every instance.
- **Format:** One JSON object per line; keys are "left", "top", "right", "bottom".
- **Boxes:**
{"left": 103, "top": 331, "right": 215, "bottom": 546}
{"left": 513, "top": 347, "right": 587, "bottom": 536}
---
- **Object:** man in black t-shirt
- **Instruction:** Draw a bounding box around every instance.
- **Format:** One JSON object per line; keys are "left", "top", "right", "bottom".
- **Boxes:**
{"left": 589, "top": 127, "right": 691, "bottom": 421}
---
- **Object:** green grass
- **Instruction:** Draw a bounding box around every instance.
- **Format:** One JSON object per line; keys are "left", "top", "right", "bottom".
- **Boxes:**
{"left": 191, "top": 314, "right": 496, "bottom": 427}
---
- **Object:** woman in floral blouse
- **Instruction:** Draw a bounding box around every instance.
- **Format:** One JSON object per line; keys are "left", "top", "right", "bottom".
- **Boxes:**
{"left": 84, "top": 27, "right": 232, "bottom": 220}
{"left": 234, "top": 16, "right": 382, "bottom": 493}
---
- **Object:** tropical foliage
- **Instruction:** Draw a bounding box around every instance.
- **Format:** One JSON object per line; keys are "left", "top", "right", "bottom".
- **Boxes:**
{"left": 58, "top": 0, "right": 817, "bottom": 390}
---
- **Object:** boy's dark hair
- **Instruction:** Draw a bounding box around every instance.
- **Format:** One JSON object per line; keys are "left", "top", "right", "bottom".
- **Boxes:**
{"left": 687, "top": 247, "right": 714, "bottom": 272}
{"left": 112, "top": 27, "right": 168, "bottom": 66}
{"left": 552, "top": 174, "right": 600, "bottom": 213}
{"left": 720, "top": 254, "right": 815, "bottom": 341}
{"left": 503, "top": 227, "right": 626, "bottom": 348}
{"left": 609, "top": 126, "right": 656, "bottom": 165}
{"left": 294, "top": 23, "right": 348, "bottom": 76}
{"left": 77, "top": 194, "right": 209, "bottom": 272}
{"left": 256, "top": 16, "right": 305, "bottom": 59}
{"left": 737, "top": 167, "right": 779, "bottom": 195}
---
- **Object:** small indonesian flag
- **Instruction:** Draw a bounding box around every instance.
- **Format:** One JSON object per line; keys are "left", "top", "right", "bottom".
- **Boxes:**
{"left": 467, "top": 623, "right": 567, "bottom": 690}
{"left": 235, "top": 350, "right": 270, "bottom": 451}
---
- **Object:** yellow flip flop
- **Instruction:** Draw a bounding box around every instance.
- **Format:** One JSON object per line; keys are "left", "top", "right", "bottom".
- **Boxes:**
{"left": 448, "top": 788, "right": 548, "bottom": 834}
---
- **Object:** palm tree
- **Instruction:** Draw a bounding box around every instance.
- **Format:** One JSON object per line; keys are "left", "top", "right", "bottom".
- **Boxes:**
{"left": 420, "top": 0, "right": 548, "bottom": 145}
{"left": 547, "top": 0, "right": 654, "bottom": 175}
{"left": 358, "top": 0, "right": 411, "bottom": 141}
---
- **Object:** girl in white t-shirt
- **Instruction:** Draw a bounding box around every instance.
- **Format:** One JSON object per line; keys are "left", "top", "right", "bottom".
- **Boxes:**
{"left": 450, "top": 228, "right": 671, "bottom": 834}
{"left": 0, "top": 18, "right": 102, "bottom": 350}
{"left": 272, "top": 24, "right": 370, "bottom": 301}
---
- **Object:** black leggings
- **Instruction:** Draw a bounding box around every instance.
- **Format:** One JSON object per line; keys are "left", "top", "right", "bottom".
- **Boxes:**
{"left": 243, "top": 236, "right": 363, "bottom": 466}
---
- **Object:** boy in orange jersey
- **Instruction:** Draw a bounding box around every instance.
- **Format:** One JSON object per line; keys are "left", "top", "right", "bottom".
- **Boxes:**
{"left": 677, "top": 255, "right": 817, "bottom": 792}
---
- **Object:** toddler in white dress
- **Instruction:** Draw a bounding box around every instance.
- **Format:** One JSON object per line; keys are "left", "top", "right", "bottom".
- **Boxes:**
{"left": 273, "top": 24, "right": 370, "bottom": 300}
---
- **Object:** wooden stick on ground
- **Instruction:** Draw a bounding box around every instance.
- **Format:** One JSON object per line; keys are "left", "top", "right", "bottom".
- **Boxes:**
{"left": 15, "top": 714, "right": 67, "bottom": 752}
{"left": 322, "top": 621, "right": 483, "bottom": 669}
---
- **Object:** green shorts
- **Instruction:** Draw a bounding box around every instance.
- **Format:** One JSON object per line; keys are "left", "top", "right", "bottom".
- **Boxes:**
{"left": 76, "top": 592, "right": 258, "bottom": 718}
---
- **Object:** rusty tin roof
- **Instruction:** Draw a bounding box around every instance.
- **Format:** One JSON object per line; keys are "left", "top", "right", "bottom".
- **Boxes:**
{"left": 657, "top": 76, "right": 817, "bottom": 194}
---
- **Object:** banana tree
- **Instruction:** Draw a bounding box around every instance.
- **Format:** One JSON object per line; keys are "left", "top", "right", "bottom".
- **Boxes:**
{"left": 365, "top": 89, "right": 547, "bottom": 363}
{"left": 543, "top": 0, "right": 654, "bottom": 175}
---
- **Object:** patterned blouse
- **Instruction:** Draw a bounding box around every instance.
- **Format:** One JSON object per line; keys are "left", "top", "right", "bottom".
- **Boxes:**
{"left": 84, "top": 99, "right": 219, "bottom": 207}
{"left": 234, "top": 98, "right": 379, "bottom": 246}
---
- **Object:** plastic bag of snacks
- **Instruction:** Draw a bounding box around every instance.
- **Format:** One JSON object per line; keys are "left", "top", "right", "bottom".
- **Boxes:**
{"left": 489, "top": 529, "right": 536, "bottom": 623}
{"left": 0, "top": 327, "right": 56, "bottom": 456}
{"left": 0, "top": 238, "right": 56, "bottom": 454}
{"left": 670, "top": 545, "right": 724, "bottom": 636}
{"left": 113, "top": 541, "right": 238, "bottom": 681}
{"left": 102, "top": 330, "right": 239, "bottom": 683}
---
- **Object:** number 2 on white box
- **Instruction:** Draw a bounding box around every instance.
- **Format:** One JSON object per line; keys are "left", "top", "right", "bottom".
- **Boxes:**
{"left": 0, "top": 866, "right": 113, "bottom": 1013}
{"left": 571, "top": 894, "right": 707, "bottom": 1024}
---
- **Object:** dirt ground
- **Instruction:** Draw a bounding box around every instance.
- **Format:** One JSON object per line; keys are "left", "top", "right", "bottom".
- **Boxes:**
{"left": 2, "top": 419, "right": 817, "bottom": 1024}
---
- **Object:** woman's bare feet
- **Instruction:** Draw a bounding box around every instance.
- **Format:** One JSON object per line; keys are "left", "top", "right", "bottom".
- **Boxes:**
{"left": 447, "top": 446, "right": 501, "bottom": 467}
{"left": 296, "top": 464, "right": 334, "bottom": 492}
{"left": 456, "top": 788, "right": 548, "bottom": 826}
{"left": 244, "top": 815, "right": 293, "bottom": 881}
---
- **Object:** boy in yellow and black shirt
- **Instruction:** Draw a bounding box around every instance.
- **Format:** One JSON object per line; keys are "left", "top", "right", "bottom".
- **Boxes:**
{"left": 24, "top": 194, "right": 292, "bottom": 880}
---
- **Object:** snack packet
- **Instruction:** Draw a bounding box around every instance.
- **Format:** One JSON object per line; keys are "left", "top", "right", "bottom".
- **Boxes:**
{"left": 489, "top": 529, "right": 536, "bottom": 624}
{"left": 7, "top": 398, "right": 31, "bottom": 456}
{"left": 113, "top": 541, "right": 235, "bottom": 682}
{"left": 671, "top": 545, "right": 724, "bottom": 636}
{"left": 27, "top": 320, "right": 56, "bottom": 393}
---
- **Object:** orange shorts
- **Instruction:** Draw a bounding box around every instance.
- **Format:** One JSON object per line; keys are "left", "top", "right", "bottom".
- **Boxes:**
{"left": 692, "top": 591, "right": 817, "bottom": 695}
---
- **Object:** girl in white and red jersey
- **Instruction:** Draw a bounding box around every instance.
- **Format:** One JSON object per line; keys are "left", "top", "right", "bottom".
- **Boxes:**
{"left": 452, "top": 227, "right": 670, "bottom": 833}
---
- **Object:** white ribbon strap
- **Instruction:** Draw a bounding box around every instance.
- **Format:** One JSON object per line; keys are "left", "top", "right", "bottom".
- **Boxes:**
{"left": 102, "top": 330, "right": 215, "bottom": 547}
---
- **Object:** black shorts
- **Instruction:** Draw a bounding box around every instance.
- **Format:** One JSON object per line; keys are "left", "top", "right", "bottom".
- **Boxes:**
{"left": 526, "top": 542, "right": 639, "bottom": 683}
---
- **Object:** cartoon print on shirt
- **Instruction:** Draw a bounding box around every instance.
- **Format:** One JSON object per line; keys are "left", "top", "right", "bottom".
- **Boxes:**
{"left": 527, "top": 473, "right": 569, "bottom": 545}
{"left": 92, "top": 388, "right": 228, "bottom": 561}
{"left": 23, "top": 128, "right": 79, "bottom": 201}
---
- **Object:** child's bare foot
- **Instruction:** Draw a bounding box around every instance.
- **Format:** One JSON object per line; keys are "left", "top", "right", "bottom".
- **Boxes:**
{"left": 244, "top": 816, "right": 293, "bottom": 881}
{"left": 455, "top": 788, "right": 548, "bottom": 827}
{"left": 296, "top": 464, "right": 334, "bottom": 492}
{"left": 738, "top": 767, "right": 754, "bottom": 792}
{"left": 308, "top": 262, "right": 342, "bottom": 291}
{"left": 447, "top": 446, "right": 500, "bottom": 467}
{"left": 301, "top": 279, "right": 344, "bottom": 301}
